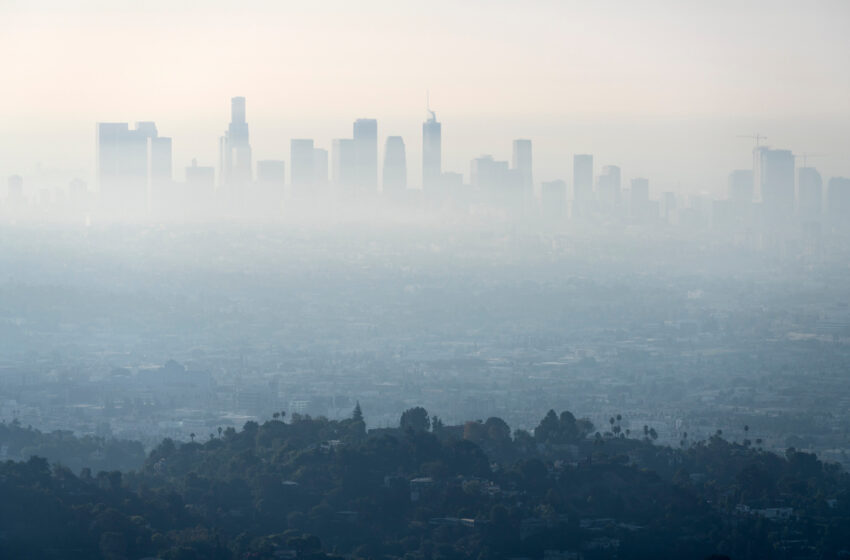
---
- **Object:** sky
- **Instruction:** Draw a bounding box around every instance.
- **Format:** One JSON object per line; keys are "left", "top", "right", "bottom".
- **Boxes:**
{"left": 1, "top": 0, "right": 849, "bottom": 195}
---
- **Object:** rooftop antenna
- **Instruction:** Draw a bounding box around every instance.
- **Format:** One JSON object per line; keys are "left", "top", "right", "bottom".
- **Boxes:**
{"left": 426, "top": 89, "right": 436, "bottom": 121}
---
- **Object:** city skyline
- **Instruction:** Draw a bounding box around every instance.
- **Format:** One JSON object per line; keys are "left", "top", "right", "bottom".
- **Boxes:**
{"left": 5, "top": 95, "right": 850, "bottom": 202}
{"left": 2, "top": 1, "right": 849, "bottom": 193}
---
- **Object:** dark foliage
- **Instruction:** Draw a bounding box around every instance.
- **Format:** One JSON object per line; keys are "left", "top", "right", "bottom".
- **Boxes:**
{"left": 2, "top": 408, "right": 849, "bottom": 559}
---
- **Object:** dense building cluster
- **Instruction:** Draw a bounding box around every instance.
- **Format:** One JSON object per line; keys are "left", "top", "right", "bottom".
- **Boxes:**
{"left": 3, "top": 98, "right": 848, "bottom": 236}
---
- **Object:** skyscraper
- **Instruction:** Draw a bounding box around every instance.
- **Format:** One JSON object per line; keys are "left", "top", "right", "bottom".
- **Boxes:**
{"left": 186, "top": 160, "right": 215, "bottom": 192}
{"left": 313, "top": 148, "right": 329, "bottom": 194}
{"left": 728, "top": 170, "right": 753, "bottom": 205}
{"left": 512, "top": 139, "right": 533, "bottom": 201}
{"left": 422, "top": 108, "right": 442, "bottom": 192}
{"left": 382, "top": 136, "right": 407, "bottom": 196}
{"left": 755, "top": 148, "right": 795, "bottom": 224}
{"left": 541, "top": 180, "right": 566, "bottom": 220}
{"left": 97, "top": 121, "right": 170, "bottom": 213}
{"left": 185, "top": 159, "right": 215, "bottom": 210}
{"left": 797, "top": 167, "right": 822, "bottom": 223}
{"left": 572, "top": 154, "right": 593, "bottom": 217}
{"left": 290, "top": 139, "right": 315, "bottom": 198}
{"left": 353, "top": 119, "right": 378, "bottom": 194}
{"left": 596, "top": 165, "right": 621, "bottom": 215}
{"left": 471, "top": 155, "right": 522, "bottom": 210}
{"left": 332, "top": 139, "right": 356, "bottom": 194}
{"left": 630, "top": 177, "right": 649, "bottom": 222}
{"left": 148, "top": 133, "right": 172, "bottom": 210}
{"left": 827, "top": 177, "right": 850, "bottom": 228}
{"left": 219, "top": 96, "right": 252, "bottom": 190}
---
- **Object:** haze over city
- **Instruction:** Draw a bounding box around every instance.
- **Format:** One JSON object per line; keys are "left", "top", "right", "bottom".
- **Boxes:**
{"left": 2, "top": 0, "right": 850, "bottom": 195}
{"left": 2, "top": 2, "right": 850, "bottom": 559}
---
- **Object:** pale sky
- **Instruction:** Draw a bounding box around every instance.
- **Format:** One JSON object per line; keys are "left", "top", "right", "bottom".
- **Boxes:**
{"left": 1, "top": 0, "right": 849, "bottom": 194}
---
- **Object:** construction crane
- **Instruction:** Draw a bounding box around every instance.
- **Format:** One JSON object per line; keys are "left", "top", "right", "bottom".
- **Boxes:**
{"left": 737, "top": 133, "right": 768, "bottom": 147}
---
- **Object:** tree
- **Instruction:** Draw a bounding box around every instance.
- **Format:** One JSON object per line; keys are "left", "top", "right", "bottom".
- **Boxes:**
{"left": 534, "top": 410, "right": 560, "bottom": 443}
{"left": 400, "top": 407, "right": 430, "bottom": 432}
{"left": 484, "top": 417, "right": 511, "bottom": 442}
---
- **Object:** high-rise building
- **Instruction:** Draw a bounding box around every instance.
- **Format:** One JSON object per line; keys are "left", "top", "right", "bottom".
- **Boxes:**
{"left": 728, "top": 170, "right": 753, "bottom": 205}
{"left": 353, "top": 119, "right": 378, "bottom": 193}
{"left": 797, "top": 167, "right": 822, "bottom": 223}
{"left": 572, "top": 154, "right": 593, "bottom": 216}
{"left": 596, "top": 165, "right": 621, "bottom": 214}
{"left": 663, "top": 191, "right": 677, "bottom": 224}
{"left": 422, "top": 108, "right": 442, "bottom": 192}
{"left": 382, "top": 136, "right": 407, "bottom": 195}
{"left": 630, "top": 177, "right": 649, "bottom": 221}
{"left": 97, "top": 121, "right": 170, "bottom": 212}
{"left": 471, "top": 155, "right": 522, "bottom": 210}
{"left": 755, "top": 148, "right": 795, "bottom": 224}
{"left": 186, "top": 160, "right": 215, "bottom": 190}
{"left": 541, "top": 180, "right": 566, "bottom": 220}
{"left": 219, "top": 96, "right": 252, "bottom": 190}
{"left": 827, "top": 177, "right": 850, "bottom": 228}
{"left": 148, "top": 136, "right": 172, "bottom": 185}
{"left": 148, "top": 133, "right": 172, "bottom": 209}
{"left": 313, "top": 148, "right": 329, "bottom": 194}
{"left": 332, "top": 139, "right": 356, "bottom": 194}
{"left": 512, "top": 139, "right": 533, "bottom": 200}
{"left": 471, "top": 155, "right": 508, "bottom": 189}
{"left": 290, "top": 139, "right": 315, "bottom": 197}
{"left": 185, "top": 159, "right": 215, "bottom": 208}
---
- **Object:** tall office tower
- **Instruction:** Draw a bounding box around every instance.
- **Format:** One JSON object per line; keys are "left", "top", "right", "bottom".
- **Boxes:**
{"left": 332, "top": 138, "right": 356, "bottom": 193}
{"left": 353, "top": 118, "right": 378, "bottom": 193}
{"left": 471, "top": 155, "right": 507, "bottom": 189}
{"left": 97, "top": 121, "right": 169, "bottom": 212}
{"left": 185, "top": 158, "right": 215, "bottom": 212}
{"left": 148, "top": 133, "right": 172, "bottom": 210}
{"left": 313, "top": 148, "right": 329, "bottom": 194}
{"left": 728, "top": 170, "right": 753, "bottom": 205}
{"left": 382, "top": 136, "right": 407, "bottom": 195}
{"left": 290, "top": 139, "right": 315, "bottom": 197}
{"left": 148, "top": 136, "right": 172, "bottom": 185}
{"left": 797, "top": 167, "right": 823, "bottom": 223}
{"left": 219, "top": 96, "right": 252, "bottom": 190}
{"left": 630, "top": 177, "right": 649, "bottom": 221}
{"left": 827, "top": 177, "right": 850, "bottom": 228}
{"left": 572, "top": 154, "right": 593, "bottom": 217}
{"left": 755, "top": 148, "right": 795, "bottom": 224}
{"left": 541, "top": 180, "right": 566, "bottom": 220}
{"left": 663, "top": 191, "right": 677, "bottom": 224}
{"left": 422, "top": 107, "right": 442, "bottom": 192}
{"left": 596, "top": 165, "right": 621, "bottom": 214}
{"left": 186, "top": 159, "right": 215, "bottom": 193}
{"left": 512, "top": 139, "right": 533, "bottom": 200}
{"left": 471, "top": 154, "right": 521, "bottom": 210}
{"left": 725, "top": 169, "right": 754, "bottom": 227}
{"left": 7, "top": 175, "right": 24, "bottom": 205}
